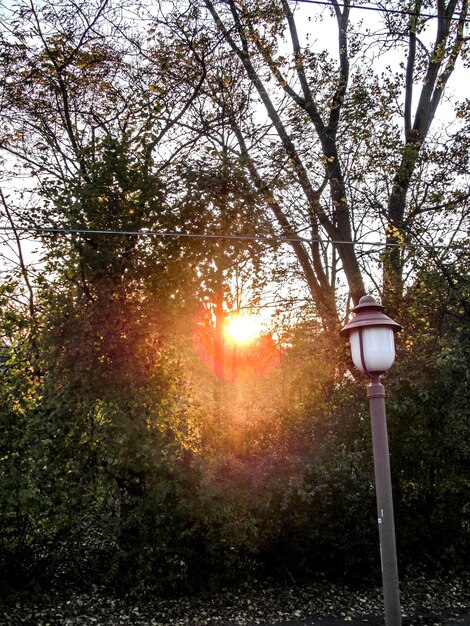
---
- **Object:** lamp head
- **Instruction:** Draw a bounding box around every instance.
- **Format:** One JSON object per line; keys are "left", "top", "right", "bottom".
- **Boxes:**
{"left": 340, "top": 295, "right": 402, "bottom": 376}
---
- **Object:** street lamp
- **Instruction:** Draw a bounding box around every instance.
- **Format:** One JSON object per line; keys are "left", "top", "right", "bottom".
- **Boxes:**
{"left": 340, "top": 295, "right": 402, "bottom": 626}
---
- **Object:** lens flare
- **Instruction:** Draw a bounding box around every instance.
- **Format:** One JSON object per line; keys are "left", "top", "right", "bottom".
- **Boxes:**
{"left": 193, "top": 305, "right": 279, "bottom": 381}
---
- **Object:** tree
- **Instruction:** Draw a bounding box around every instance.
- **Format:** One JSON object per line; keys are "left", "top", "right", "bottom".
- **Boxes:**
{"left": 188, "top": 0, "right": 469, "bottom": 323}
{"left": 387, "top": 254, "right": 470, "bottom": 569}
{"left": 0, "top": 0, "right": 210, "bottom": 591}
{"left": 4, "top": 0, "right": 467, "bottom": 325}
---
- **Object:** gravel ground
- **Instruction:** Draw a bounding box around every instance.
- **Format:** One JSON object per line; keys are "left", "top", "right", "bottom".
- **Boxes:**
{"left": 1, "top": 575, "right": 469, "bottom": 626}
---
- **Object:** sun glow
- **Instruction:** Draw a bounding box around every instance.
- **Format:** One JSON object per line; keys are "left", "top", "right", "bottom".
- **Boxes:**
{"left": 224, "top": 313, "right": 263, "bottom": 347}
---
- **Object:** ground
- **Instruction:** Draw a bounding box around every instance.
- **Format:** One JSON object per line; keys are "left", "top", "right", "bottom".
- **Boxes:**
{"left": 1, "top": 575, "right": 469, "bottom": 625}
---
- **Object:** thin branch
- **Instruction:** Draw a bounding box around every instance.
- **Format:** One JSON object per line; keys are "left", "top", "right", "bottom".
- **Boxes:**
{"left": 327, "top": 0, "right": 350, "bottom": 134}
{"left": 404, "top": 0, "right": 421, "bottom": 133}
{"left": 0, "top": 187, "right": 36, "bottom": 322}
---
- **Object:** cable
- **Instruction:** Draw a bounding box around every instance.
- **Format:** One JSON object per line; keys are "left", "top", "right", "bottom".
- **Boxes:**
{"left": 289, "top": 0, "right": 470, "bottom": 23}
{"left": 0, "top": 225, "right": 469, "bottom": 251}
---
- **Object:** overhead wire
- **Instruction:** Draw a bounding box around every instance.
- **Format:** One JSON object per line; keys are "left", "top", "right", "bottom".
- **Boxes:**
{"left": 0, "top": 225, "right": 468, "bottom": 251}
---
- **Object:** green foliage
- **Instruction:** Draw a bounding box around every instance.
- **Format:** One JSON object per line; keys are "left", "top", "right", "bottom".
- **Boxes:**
{"left": 0, "top": 355, "right": 41, "bottom": 588}
{"left": 250, "top": 378, "right": 376, "bottom": 583}
{"left": 387, "top": 262, "right": 470, "bottom": 572}
{"left": 2, "top": 257, "right": 470, "bottom": 596}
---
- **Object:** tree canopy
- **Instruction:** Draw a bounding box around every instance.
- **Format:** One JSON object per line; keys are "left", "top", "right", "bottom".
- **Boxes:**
{"left": 0, "top": 0, "right": 469, "bottom": 600}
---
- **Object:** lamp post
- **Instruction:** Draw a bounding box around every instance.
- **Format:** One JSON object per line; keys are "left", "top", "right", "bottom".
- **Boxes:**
{"left": 340, "top": 295, "right": 402, "bottom": 626}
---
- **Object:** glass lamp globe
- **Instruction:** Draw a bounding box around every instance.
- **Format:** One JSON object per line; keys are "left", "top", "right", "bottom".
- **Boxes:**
{"left": 350, "top": 326, "right": 396, "bottom": 374}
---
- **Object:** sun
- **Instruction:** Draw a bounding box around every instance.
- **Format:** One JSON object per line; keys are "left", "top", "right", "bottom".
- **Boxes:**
{"left": 224, "top": 312, "right": 262, "bottom": 347}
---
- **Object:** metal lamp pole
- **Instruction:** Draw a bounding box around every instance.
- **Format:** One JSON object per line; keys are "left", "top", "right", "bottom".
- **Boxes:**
{"left": 368, "top": 375, "right": 401, "bottom": 625}
{"left": 340, "top": 295, "right": 402, "bottom": 626}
